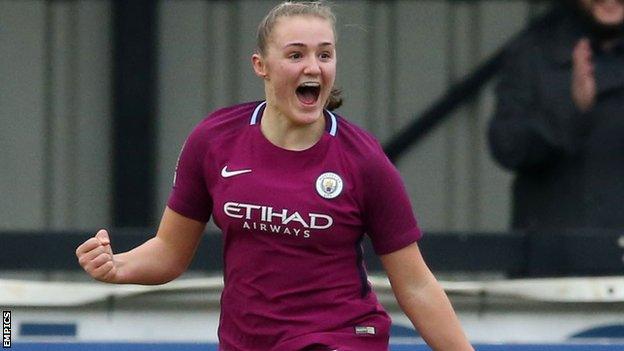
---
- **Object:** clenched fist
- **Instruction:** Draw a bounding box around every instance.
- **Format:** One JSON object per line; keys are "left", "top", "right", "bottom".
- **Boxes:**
{"left": 76, "top": 229, "right": 118, "bottom": 283}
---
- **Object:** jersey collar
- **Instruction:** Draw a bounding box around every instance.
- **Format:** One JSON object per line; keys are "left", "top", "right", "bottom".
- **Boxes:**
{"left": 249, "top": 101, "right": 338, "bottom": 137}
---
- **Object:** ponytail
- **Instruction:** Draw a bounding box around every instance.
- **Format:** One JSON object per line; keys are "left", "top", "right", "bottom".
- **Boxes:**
{"left": 326, "top": 87, "right": 343, "bottom": 111}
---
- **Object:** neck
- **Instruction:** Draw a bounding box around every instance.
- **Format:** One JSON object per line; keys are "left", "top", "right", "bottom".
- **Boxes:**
{"left": 260, "top": 104, "right": 326, "bottom": 151}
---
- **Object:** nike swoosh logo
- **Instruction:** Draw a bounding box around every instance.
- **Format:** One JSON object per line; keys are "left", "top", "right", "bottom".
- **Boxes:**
{"left": 221, "top": 166, "right": 252, "bottom": 178}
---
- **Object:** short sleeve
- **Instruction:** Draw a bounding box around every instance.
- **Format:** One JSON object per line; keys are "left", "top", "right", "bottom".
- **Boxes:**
{"left": 167, "top": 127, "right": 213, "bottom": 223}
{"left": 362, "top": 147, "right": 422, "bottom": 255}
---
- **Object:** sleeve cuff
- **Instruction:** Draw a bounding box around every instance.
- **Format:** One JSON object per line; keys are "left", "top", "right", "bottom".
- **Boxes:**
{"left": 167, "top": 197, "right": 211, "bottom": 223}
{"left": 372, "top": 227, "right": 422, "bottom": 256}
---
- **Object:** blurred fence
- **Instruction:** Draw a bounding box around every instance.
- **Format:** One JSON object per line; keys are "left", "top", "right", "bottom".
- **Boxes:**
{"left": 2, "top": 228, "right": 623, "bottom": 277}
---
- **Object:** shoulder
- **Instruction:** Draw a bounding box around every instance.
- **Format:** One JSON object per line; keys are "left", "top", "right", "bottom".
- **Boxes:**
{"left": 507, "top": 10, "right": 581, "bottom": 64}
{"left": 334, "top": 113, "right": 381, "bottom": 154}
{"left": 334, "top": 113, "right": 384, "bottom": 157}
{"left": 194, "top": 101, "right": 261, "bottom": 137}
{"left": 333, "top": 113, "right": 391, "bottom": 174}
{"left": 506, "top": 25, "right": 550, "bottom": 62}
{"left": 186, "top": 101, "right": 262, "bottom": 148}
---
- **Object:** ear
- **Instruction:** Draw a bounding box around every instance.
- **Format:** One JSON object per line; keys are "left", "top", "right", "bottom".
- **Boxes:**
{"left": 252, "top": 53, "right": 268, "bottom": 79}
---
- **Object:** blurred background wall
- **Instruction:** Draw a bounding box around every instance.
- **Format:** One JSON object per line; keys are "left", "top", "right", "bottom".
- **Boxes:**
{"left": 0, "top": 0, "right": 550, "bottom": 232}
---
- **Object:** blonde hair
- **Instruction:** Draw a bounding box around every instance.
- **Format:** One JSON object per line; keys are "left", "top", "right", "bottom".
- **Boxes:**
{"left": 256, "top": 1, "right": 343, "bottom": 111}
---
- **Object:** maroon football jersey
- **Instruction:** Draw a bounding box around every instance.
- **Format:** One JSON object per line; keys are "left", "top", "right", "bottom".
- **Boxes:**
{"left": 168, "top": 101, "right": 422, "bottom": 350}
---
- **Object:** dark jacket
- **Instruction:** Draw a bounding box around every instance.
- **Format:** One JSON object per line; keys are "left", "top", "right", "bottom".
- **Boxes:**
{"left": 488, "top": 12, "right": 624, "bottom": 230}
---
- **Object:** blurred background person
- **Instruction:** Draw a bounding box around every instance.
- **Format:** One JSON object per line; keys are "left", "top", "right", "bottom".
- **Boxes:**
{"left": 488, "top": 0, "right": 624, "bottom": 232}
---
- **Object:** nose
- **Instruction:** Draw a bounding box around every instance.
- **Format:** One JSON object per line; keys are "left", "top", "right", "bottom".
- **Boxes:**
{"left": 303, "top": 56, "right": 321, "bottom": 75}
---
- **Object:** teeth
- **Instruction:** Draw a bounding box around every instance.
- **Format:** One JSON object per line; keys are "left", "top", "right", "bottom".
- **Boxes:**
{"left": 300, "top": 82, "right": 320, "bottom": 88}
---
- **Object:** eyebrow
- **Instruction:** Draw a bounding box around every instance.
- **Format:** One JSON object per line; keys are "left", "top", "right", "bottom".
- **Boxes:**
{"left": 283, "top": 42, "right": 334, "bottom": 49}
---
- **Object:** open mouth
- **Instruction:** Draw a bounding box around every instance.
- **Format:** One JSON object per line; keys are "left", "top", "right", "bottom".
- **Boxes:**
{"left": 296, "top": 82, "right": 321, "bottom": 105}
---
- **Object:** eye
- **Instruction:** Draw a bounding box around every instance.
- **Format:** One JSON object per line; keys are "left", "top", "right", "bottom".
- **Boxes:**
{"left": 288, "top": 52, "right": 302, "bottom": 60}
{"left": 319, "top": 51, "right": 333, "bottom": 61}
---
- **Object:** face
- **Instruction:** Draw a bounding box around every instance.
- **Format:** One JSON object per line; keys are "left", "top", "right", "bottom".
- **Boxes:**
{"left": 580, "top": 0, "right": 624, "bottom": 26}
{"left": 252, "top": 15, "right": 337, "bottom": 126}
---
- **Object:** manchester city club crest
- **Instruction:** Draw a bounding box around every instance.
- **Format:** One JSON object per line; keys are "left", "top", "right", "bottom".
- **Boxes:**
{"left": 315, "top": 172, "right": 343, "bottom": 199}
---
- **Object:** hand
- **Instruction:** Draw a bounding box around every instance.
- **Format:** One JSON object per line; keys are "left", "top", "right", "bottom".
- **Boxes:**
{"left": 76, "top": 229, "right": 118, "bottom": 283}
{"left": 571, "top": 38, "right": 596, "bottom": 113}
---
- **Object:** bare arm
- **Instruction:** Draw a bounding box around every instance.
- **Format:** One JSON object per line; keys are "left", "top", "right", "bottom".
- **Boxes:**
{"left": 380, "top": 242, "right": 473, "bottom": 351}
{"left": 76, "top": 206, "right": 206, "bottom": 285}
